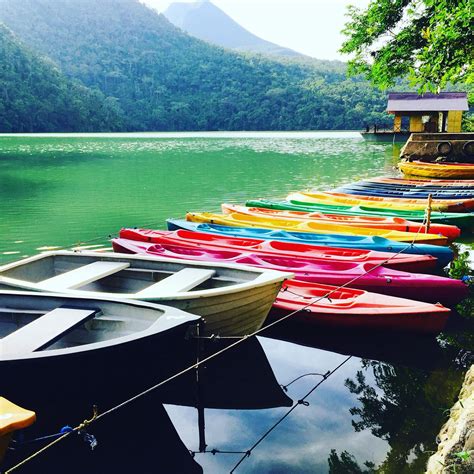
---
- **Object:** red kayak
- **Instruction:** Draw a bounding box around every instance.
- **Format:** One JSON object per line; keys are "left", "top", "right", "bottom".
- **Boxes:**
{"left": 221, "top": 203, "right": 461, "bottom": 240}
{"left": 112, "top": 238, "right": 468, "bottom": 306}
{"left": 270, "top": 280, "right": 450, "bottom": 335}
{"left": 119, "top": 228, "right": 439, "bottom": 273}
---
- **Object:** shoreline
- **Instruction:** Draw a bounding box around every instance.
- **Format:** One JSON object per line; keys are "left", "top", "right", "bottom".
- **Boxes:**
{"left": 426, "top": 364, "right": 474, "bottom": 473}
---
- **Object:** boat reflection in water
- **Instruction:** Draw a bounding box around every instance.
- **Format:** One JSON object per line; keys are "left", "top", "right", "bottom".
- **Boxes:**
{"left": 3, "top": 336, "right": 291, "bottom": 473}
{"left": 262, "top": 314, "right": 470, "bottom": 372}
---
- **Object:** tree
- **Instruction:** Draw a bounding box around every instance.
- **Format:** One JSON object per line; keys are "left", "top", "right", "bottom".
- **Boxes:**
{"left": 345, "top": 360, "right": 464, "bottom": 473}
{"left": 328, "top": 449, "right": 376, "bottom": 474}
{"left": 340, "top": 0, "right": 474, "bottom": 91}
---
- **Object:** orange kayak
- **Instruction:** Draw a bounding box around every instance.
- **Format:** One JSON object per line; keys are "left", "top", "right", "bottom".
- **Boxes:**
{"left": 221, "top": 204, "right": 461, "bottom": 240}
{"left": 290, "top": 191, "right": 474, "bottom": 212}
{"left": 186, "top": 212, "right": 449, "bottom": 245}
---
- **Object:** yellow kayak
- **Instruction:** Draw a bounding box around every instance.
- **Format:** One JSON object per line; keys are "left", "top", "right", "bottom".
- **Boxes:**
{"left": 186, "top": 212, "right": 448, "bottom": 245}
{"left": 287, "top": 191, "right": 474, "bottom": 212}
{"left": 0, "top": 397, "right": 36, "bottom": 462}
{"left": 399, "top": 161, "right": 474, "bottom": 179}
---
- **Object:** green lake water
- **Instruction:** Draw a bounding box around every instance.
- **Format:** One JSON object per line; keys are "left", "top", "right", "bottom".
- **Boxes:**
{"left": 1, "top": 132, "right": 473, "bottom": 473}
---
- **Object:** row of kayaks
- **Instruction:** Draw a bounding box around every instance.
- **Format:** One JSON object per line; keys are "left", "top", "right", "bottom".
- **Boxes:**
{"left": 1, "top": 174, "right": 473, "bottom": 380}
{"left": 287, "top": 190, "right": 474, "bottom": 212}
{"left": 111, "top": 230, "right": 467, "bottom": 306}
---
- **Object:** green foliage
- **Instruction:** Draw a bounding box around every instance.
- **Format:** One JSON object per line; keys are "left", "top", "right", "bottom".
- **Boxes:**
{"left": 448, "top": 246, "right": 474, "bottom": 319}
{"left": 328, "top": 449, "right": 376, "bottom": 473}
{"left": 344, "top": 360, "right": 465, "bottom": 473}
{"left": 462, "top": 113, "right": 474, "bottom": 132}
{"left": 453, "top": 451, "right": 471, "bottom": 462}
{"left": 0, "top": 0, "right": 391, "bottom": 132}
{"left": 340, "top": 0, "right": 474, "bottom": 92}
{"left": 0, "top": 24, "right": 123, "bottom": 132}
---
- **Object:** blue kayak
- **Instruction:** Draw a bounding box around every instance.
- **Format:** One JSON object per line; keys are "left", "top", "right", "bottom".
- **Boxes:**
{"left": 166, "top": 219, "right": 454, "bottom": 267}
{"left": 362, "top": 180, "right": 474, "bottom": 191}
{"left": 336, "top": 184, "right": 474, "bottom": 200}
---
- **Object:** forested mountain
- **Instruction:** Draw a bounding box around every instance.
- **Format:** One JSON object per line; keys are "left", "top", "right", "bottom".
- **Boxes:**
{"left": 164, "top": 1, "right": 302, "bottom": 57}
{"left": 0, "top": 0, "right": 391, "bottom": 132}
{"left": 0, "top": 24, "right": 123, "bottom": 132}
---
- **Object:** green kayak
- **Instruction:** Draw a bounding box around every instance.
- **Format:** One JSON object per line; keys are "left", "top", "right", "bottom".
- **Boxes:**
{"left": 245, "top": 199, "right": 474, "bottom": 231}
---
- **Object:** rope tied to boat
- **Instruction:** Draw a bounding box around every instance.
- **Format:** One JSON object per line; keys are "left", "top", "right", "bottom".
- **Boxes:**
{"left": 9, "top": 426, "right": 73, "bottom": 449}
{"left": 76, "top": 405, "right": 98, "bottom": 432}
{"left": 4, "top": 405, "right": 99, "bottom": 474}
{"left": 280, "top": 372, "right": 330, "bottom": 392}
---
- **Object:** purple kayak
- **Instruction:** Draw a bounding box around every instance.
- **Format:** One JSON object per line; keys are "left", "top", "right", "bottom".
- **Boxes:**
{"left": 112, "top": 238, "right": 468, "bottom": 306}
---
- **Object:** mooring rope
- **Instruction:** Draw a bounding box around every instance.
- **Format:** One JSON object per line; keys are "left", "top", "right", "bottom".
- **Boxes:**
{"left": 229, "top": 355, "right": 353, "bottom": 473}
{"left": 4, "top": 199, "right": 442, "bottom": 472}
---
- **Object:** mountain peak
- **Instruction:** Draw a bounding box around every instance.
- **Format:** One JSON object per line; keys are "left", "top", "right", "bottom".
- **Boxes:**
{"left": 164, "top": 1, "right": 304, "bottom": 57}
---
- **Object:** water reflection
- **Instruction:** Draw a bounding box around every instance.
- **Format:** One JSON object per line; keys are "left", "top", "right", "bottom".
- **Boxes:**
{"left": 3, "top": 337, "right": 292, "bottom": 473}
{"left": 343, "top": 360, "right": 464, "bottom": 473}
{"left": 2, "top": 322, "right": 469, "bottom": 473}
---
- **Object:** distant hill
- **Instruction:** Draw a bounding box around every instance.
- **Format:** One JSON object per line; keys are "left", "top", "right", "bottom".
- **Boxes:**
{"left": 0, "top": 23, "right": 123, "bottom": 132}
{"left": 0, "top": 0, "right": 390, "bottom": 132}
{"left": 164, "top": 0, "right": 303, "bottom": 57}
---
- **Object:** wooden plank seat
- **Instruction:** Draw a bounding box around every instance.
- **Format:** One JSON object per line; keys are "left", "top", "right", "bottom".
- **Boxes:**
{"left": 1, "top": 307, "right": 99, "bottom": 356}
{"left": 39, "top": 261, "right": 130, "bottom": 291}
{"left": 136, "top": 268, "right": 216, "bottom": 297}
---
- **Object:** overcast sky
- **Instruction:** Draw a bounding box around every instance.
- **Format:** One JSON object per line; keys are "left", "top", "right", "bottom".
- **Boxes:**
{"left": 142, "top": 0, "right": 370, "bottom": 60}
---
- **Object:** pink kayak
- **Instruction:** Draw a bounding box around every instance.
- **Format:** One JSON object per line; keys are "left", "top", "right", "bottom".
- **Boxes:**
{"left": 119, "top": 228, "right": 439, "bottom": 273}
{"left": 112, "top": 238, "right": 468, "bottom": 306}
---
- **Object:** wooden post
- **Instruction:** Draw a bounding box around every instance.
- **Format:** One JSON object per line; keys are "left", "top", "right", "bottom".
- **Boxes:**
{"left": 195, "top": 322, "right": 207, "bottom": 453}
{"left": 425, "top": 194, "right": 432, "bottom": 232}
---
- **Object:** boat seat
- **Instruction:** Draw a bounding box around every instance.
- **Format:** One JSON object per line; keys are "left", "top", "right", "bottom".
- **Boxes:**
{"left": 1, "top": 307, "right": 99, "bottom": 357}
{"left": 136, "top": 268, "right": 216, "bottom": 297}
{"left": 39, "top": 261, "right": 130, "bottom": 291}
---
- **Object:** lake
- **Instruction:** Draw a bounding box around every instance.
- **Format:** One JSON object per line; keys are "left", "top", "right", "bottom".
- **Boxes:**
{"left": 1, "top": 132, "right": 473, "bottom": 473}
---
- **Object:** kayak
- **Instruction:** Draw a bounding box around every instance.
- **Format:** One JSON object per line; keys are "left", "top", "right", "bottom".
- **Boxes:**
{"left": 399, "top": 161, "right": 474, "bottom": 179}
{"left": 119, "top": 228, "right": 439, "bottom": 273}
{"left": 112, "top": 238, "right": 468, "bottom": 306}
{"left": 248, "top": 199, "right": 474, "bottom": 230}
{"left": 336, "top": 184, "right": 474, "bottom": 200}
{"left": 369, "top": 177, "right": 474, "bottom": 187}
{"left": 186, "top": 211, "right": 449, "bottom": 245}
{"left": 287, "top": 191, "right": 474, "bottom": 212}
{"left": 246, "top": 199, "right": 474, "bottom": 231}
{"left": 269, "top": 279, "right": 450, "bottom": 335}
{"left": 347, "top": 180, "right": 474, "bottom": 192}
{"left": 221, "top": 203, "right": 460, "bottom": 240}
{"left": 166, "top": 219, "right": 454, "bottom": 267}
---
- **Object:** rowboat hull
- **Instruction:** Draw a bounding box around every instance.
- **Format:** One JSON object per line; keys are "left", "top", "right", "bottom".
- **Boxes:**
{"left": 119, "top": 227, "right": 439, "bottom": 273}
{"left": 186, "top": 212, "right": 448, "bottom": 245}
{"left": 221, "top": 203, "right": 460, "bottom": 239}
{"left": 112, "top": 238, "right": 468, "bottom": 306}
{"left": 166, "top": 219, "right": 454, "bottom": 267}
{"left": 270, "top": 280, "right": 450, "bottom": 334}
{"left": 399, "top": 161, "right": 474, "bottom": 179}
{"left": 0, "top": 290, "right": 200, "bottom": 403}
{"left": 0, "top": 252, "right": 291, "bottom": 337}
{"left": 246, "top": 199, "right": 474, "bottom": 231}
